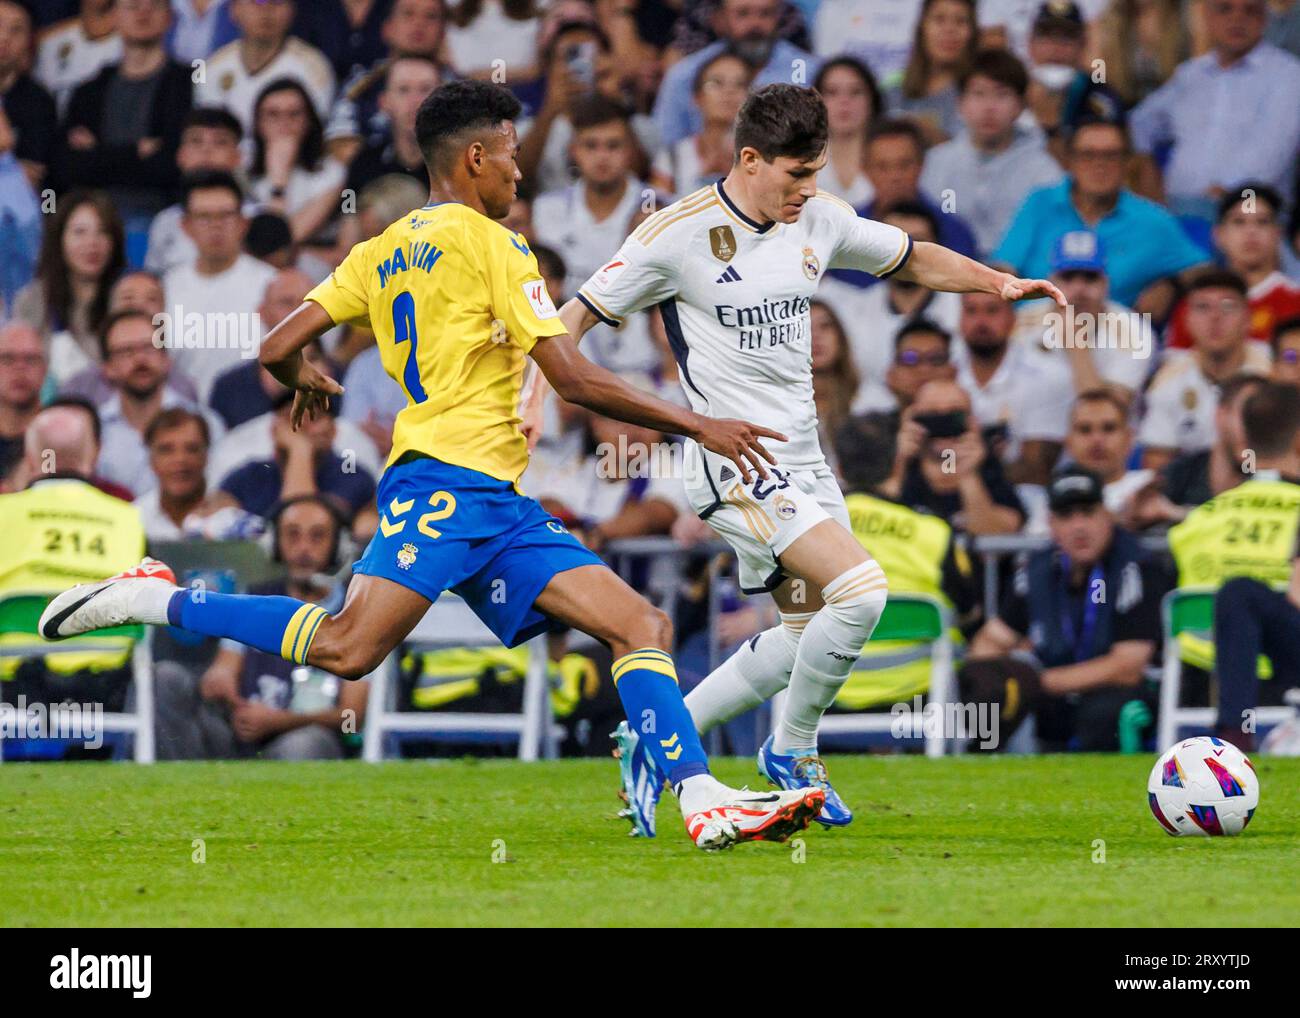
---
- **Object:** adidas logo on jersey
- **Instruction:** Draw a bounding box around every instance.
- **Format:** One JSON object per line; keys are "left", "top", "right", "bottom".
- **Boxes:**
{"left": 715, "top": 265, "right": 742, "bottom": 284}
{"left": 719, "top": 465, "right": 735, "bottom": 481}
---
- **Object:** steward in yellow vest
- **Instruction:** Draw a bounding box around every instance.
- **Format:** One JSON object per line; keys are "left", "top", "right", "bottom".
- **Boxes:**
{"left": 0, "top": 476, "right": 146, "bottom": 677}
{"left": 833, "top": 416, "right": 977, "bottom": 709}
{"left": 1168, "top": 472, "right": 1300, "bottom": 671}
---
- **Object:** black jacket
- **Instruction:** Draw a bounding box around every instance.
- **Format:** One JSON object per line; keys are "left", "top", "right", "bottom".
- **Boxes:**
{"left": 54, "top": 61, "right": 194, "bottom": 193}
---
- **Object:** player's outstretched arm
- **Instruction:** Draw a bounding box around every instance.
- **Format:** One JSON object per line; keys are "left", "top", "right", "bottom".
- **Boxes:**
{"left": 259, "top": 300, "right": 345, "bottom": 429}
{"left": 895, "top": 241, "right": 1067, "bottom": 306}
{"left": 529, "top": 332, "right": 786, "bottom": 482}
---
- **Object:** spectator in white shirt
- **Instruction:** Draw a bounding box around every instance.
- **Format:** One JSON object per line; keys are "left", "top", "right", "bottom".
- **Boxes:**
{"left": 146, "top": 107, "right": 245, "bottom": 276}
{"left": 956, "top": 289, "right": 1075, "bottom": 483}
{"left": 1061, "top": 388, "right": 1155, "bottom": 525}
{"left": 195, "top": 0, "right": 336, "bottom": 134}
{"left": 813, "top": 55, "right": 879, "bottom": 208}
{"left": 920, "top": 47, "right": 1064, "bottom": 254}
{"left": 1139, "top": 269, "right": 1271, "bottom": 470}
{"left": 133, "top": 406, "right": 219, "bottom": 540}
{"left": 1130, "top": 0, "right": 1300, "bottom": 219}
{"left": 532, "top": 94, "right": 658, "bottom": 375}
{"left": 162, "top": 170, "right": 277, "bottom": 401}
{"left": 246, "top": 77, "right": 346, "bottom": 244}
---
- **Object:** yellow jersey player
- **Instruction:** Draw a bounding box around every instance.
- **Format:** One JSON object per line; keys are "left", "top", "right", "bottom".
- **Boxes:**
{"left": 39, "top": 81, "right": 825, "bottom": 850}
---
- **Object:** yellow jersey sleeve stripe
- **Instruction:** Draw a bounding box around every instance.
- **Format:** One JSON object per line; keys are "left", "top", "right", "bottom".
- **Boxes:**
{"left": 640, "top": 198, "right": 721, "bottom": 245}
{"left": 576, "top": 290, "right": 622, "bottom": 327}
{"left": 280, "top": 603, "right": 318, "bottom": 662}
{"left": 876, "top": 233, "right": 914, "bottom": 278}
{"left": 612, "top": 658, "right": 680, "bottom": 684}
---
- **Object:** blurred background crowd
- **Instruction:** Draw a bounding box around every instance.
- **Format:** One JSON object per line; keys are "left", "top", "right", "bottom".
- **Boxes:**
{"left": 3, "top": 0, "right": 1300, "bottom": 761}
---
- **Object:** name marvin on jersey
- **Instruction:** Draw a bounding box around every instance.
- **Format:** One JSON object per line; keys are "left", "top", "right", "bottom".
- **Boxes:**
{"left": 377, "top": 241, "right": 444, "bottom": 288}
{"left": 715, "top": 295, "right": 811, "bottom": 351}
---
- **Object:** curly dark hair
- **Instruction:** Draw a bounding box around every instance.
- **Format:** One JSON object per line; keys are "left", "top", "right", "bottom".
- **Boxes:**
{"left": 415, "top": 80, "right": 523, "bottom": 171}
{"left": 734, "top": 84, "right": 827, "bottom": 163}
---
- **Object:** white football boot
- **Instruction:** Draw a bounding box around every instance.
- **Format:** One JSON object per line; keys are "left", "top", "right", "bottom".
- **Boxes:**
{"left": 685, "top": 786, "right": 826, "bottom": 850}
{"left": 39, "top": 558, "right": 178, "bottom": 639}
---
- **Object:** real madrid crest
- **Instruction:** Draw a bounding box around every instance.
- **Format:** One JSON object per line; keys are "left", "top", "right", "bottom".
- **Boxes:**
{"left": 774, "top": 494, "right": 797, "bottom": 521}
{"left": 802, "top": 246, "right": 820, "bottom": 280}
{"left": 709, "top": 225, "right": 736, "bottom": 263}
{"left": 1182, "top": 387, "right": 1198, "bottom": 410}
{"left": 220, "top": 71, "right": 236, "bottom": 93}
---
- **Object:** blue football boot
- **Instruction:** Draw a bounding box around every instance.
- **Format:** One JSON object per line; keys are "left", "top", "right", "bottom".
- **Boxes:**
{"left": 757, "top": 734, "right": 853, "bottom": 827}
{"left": 611, "top": 721, "right": 666, "bottom": 837}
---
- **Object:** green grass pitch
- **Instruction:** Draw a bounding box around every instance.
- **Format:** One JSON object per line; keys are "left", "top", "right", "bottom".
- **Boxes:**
{"left": 2, "top": 754, "right": 1296, "bottom": 927}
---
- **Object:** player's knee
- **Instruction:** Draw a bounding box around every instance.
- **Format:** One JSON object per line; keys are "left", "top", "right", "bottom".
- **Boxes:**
{"left": 620, "top": 602, "right": 673, "bottom": 651}
{"left": 822, "top": 560, "right": 889, "bottom": 637}
{"left": 309, "top": 621, "right": 390, "bottom": 680}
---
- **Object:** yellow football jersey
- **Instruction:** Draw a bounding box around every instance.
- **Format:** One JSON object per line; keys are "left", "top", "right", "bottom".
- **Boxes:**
{"left": 307, "top": 202, "right": 568, "bottom": 484}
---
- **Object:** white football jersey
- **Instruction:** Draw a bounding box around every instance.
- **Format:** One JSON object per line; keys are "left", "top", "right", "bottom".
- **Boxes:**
{"left": 576, "top": 181, "right": 912, "bottom": 472}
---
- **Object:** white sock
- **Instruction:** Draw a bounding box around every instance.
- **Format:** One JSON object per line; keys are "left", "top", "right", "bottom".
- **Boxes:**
{"left": 684, "top": 611, "right": 815, "bottom": 733}
{"left": 131, "top": 579, "right": 179, "bottom": 626}
{"left": 774, "top": 561, "right": 887, "bottom": 755}
{"left": 676, "top": 773, "right": 731, "bottom": 815}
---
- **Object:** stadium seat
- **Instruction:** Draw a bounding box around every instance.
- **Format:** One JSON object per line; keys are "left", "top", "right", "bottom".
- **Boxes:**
{"left": 361, "top": 593, "right": 558, "bottom": 762}
{"left": 0, "top": 592, "right": 156, "bottom": 763}
{"left": 776, "top": 594, "right": 956, "bottom": 758}
{"left": 1157, "top": 587, "right": 1294, "bottom": 750}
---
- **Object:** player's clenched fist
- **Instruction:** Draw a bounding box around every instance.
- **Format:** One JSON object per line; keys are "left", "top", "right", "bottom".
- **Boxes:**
{"left": 694, "top": 418, "right": 788, "bottom": 483}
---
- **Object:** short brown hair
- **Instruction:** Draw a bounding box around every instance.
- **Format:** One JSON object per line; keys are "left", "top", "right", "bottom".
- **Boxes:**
{"left": 1071, "top": 386, "right": 1130, "bottom": 422}
{"left": 145, "top": 407, "right": 211, "bottom": 448}
{"left": 734, "top": 84, "right": 827, "bottom": 163}
{"left": 1243, "top": 382, "right": 1300, "bottom": 458}
{"left": 98, "top": 308, "right": 158, "bottom": 360}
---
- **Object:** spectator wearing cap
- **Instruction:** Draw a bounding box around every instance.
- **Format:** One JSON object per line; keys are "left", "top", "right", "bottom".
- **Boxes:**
{"left": 825, "top": 118, "right": 979, "bottom": 293}
{"left": 653, "top": 0, "right": 819, "bottom": 149}
{"left": 323, "top": 0, "right": 448, "bottom": 166}
{"left": 959, "top": 466, "right": 1169, "bottom": 752}
{"left": 1165, "top": 185, "right": 1300, "bottom": 355}
{"left": 1011, "top": 230, "right": 1155, "bottom": 398}
{"left": 144, "top": 108, "right": 245, "bottom": 277}
{"left": 880, "top": 378, "right": 1027, "bottom": 535}
{"left": 1021, "top": 0, "right": 1090, "bottom": 138}
{"left": 0, "top": 0, "right": 58, "bottom": 189}
{"left": 94, "top": 309, "right": 224, "bottom": 497}
{"left": 976, "top": 0, "right": 1108, "bottom": 61}
{"left": 994, "top": 119, "right": 1211, "bottom": 316}
{"left": 54, "top": 0, "right": 194, "bottom": 229}
{"left": 194, "top": 0, "right": 335, "bottom": 135}
{"left": 1140, "top": 270, "right": 1271, "bottom": 471}
{"left": 1130, "top": 0, "right": 1300, "bottom": 220}
{"left": 920, "top": 47, "right": 1064, "bottom": 255}
{"left": 954, "top": 288, "right": 1075, "bottom": 484}
{"left": 882, "top": 0, "right": 979, "bottom": 145}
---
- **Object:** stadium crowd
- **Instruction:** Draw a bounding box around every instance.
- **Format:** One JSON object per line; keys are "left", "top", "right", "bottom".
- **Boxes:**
{"left": 2, "top": 0, "right": 1300, "bottom": 759}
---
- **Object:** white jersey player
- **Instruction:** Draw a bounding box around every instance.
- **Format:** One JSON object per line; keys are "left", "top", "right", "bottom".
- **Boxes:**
{"left": 551, "top": 84, "right": 1065, "bottom": 837}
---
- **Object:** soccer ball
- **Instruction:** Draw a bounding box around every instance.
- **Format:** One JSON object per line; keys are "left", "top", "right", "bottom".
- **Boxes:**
{"left": 1147, "top": 737, "right": 1259, "bottom": 837}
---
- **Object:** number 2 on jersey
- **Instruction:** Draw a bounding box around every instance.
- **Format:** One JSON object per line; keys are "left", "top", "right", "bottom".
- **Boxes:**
{"left": 393, "top": 291, "right": 428, "bottom": 403}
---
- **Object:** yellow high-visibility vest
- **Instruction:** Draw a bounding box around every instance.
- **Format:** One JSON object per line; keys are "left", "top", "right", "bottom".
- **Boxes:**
{"left": 838, "top": 492, "right": 960, "bottom": 709}
{"left": 1168, "top": 476, "right": 1300, "bottom": 672}
{"left": 0, "top": 479, "right": 146, "bottom": 674}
